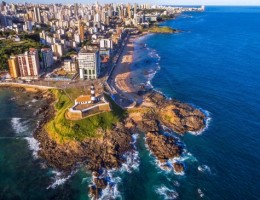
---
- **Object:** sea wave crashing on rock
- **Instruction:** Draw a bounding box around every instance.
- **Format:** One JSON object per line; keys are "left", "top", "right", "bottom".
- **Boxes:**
{"left": 155, "top": 185, "right": 179, "bottom": 200}
{"left": 24, "top": 137, "right": 40, "bottom": 159}
{"left": 47, "top": 170, "right": 76, "bottom": 190}
{"left": 11, "top": 117, "right": 29, "bottom": 135}
{"left": 89, "top": 133, "right": 140, "bottom": 200}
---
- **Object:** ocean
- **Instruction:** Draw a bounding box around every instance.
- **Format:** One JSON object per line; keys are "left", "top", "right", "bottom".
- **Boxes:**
{"left": 0, "top": 6, "right": 260, "bottom": 200}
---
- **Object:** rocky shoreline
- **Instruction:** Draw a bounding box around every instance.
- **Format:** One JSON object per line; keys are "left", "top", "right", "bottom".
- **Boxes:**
{"left": 28, "top": 87, "right": 206, "bottom": 199}
{"left": 3, "top": 85, "right": 207, "bottom": 199}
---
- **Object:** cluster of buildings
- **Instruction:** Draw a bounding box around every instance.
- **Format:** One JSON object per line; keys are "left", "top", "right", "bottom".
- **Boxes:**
{"left": 8, "top": 48, "right": 53, "bottom": 79}
{"left": 1, "top": 2, "right": 204, "bottom": 81}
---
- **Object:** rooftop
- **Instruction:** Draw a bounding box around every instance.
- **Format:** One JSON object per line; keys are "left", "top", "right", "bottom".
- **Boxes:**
{"left": 75, "top": 95, "right": 92, "bottom": 103}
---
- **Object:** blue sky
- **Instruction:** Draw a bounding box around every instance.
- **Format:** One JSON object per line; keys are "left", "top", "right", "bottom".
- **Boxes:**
{"left": 9, "top": 0, "right": 260, "bottom": 5}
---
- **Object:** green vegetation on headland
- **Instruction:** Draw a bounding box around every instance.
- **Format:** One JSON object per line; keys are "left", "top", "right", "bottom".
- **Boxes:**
{"left": 146, "top": 26, "right": 177, "bottom": 33}
{"left": 45, "top": 89, "right": 127, "bottom": 143}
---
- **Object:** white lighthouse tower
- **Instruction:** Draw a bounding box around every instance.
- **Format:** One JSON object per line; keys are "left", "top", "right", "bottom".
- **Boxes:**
{"left": 90, "top": 83, "right": 96, "bottom": 103}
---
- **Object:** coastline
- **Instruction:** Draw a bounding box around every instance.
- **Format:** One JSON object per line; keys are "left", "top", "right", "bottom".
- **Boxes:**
{"left": 0, "top": 20, "right": 208, "bottom": 199}
{"left": 0, "top": 82, "right": 56, "bottom": 92}
{"left": 113, "top": 32, "right": 152, "bottom": 95}
{"left": 113, "top": 34, "right": 139, "bottom": 93}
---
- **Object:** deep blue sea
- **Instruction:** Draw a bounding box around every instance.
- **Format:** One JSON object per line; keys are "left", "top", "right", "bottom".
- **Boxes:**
{"left": 0, "top": 6, "right": 260, "bottom": 200}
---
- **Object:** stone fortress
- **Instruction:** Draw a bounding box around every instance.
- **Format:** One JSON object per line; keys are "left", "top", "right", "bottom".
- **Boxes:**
{"left": 66, "top": 83, "right": 111, "bottom": 120}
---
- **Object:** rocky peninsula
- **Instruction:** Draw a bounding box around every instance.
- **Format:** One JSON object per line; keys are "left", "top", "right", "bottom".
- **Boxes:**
{"left": 20, "top": 85, "right": 206, "bottom": 199}
{"left": 0, "top": 82, "right": 206, "bottom": 199}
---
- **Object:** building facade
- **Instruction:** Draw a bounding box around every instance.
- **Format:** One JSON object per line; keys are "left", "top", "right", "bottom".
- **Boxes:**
{"left": 17, "top": 48, "right": 40, "bottom": 79}
{"left": 8, "top": 56, "right": 20, "bottom": 78}
{"left": 51, "top": 43, "right": 64, "bottom": 58}
{"left": 41, "top": 48, "right": 54, "bottom": 69}
{"left": 78, "top": 48, "right": 100, "bottom": 80}
{"left": 63, "top": 59, "right": 77, "bottom": 72}
{"left": 100, "top": 38, "right": 113, "bottom": 56}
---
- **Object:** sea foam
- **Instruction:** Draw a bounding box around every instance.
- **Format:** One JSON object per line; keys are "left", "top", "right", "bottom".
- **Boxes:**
{"left": 188, "top": 109, "right": 212, "bottom": 136}
{"left": 93, "top": 170, "right": 122, "bottom": 200}
{"left": 198, "top": 188, "right": 205, "bottom": 198}
{"left": 120, "top": 134, "right": 140, "bottom": 173}
{"left": 89, "top": 134, "right": 140, "bottom": 200}
{"left": 144, "top": 134, "right": 186, "bottom": 176}
{"left": 198, "top": 164, "right": 212, "bottom": 174}
{"left": 155, "top": 185, "right": 179, "bottom": 199}
{"left": 24, "top": 137, "right": 40, "bottom": 158}
{"left": 47, "top": 170, "right": 76, "bottom": 189}
{"left": 11, "top": 117, "right": 29, "bottom": 135}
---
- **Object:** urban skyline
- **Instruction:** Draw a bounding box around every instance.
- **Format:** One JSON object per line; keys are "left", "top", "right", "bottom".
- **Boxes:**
{"left": 7, "top": 0, "right": 260, "bottom": 6}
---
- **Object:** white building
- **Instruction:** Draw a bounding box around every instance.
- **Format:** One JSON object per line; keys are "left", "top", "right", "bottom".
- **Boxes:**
{"left": 74, "top": 33, "right": 81, "bottom": 43}
{"left": 63, "top": 59, "right": 77, "bottom": 72}
{"left": 100, "top": 38, "right": 113, "bottom": 56}
{"left": 51, "top": 43, "right": 64, "bottom": 58}
{"left": 41, "top": 48, "right": 54, "bottom": 69}
{"left": 100, "top": 38, "right": 113, "bottom": 49}
{"left": 78, "top": 47, "right": 100, "bottom": 80}
{"left": 33, "top": 7, "right": 42, "bottom": 23}
{"left": 23, "top": 20, "right": 32, "bottom": 32}
{"left": 17, "top": 48, "right": 40, "bottom": 79}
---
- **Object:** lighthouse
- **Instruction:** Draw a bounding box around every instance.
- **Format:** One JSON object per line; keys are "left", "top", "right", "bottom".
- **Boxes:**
{"left": 90, "top": 83, "right": 96, "bottom": 103}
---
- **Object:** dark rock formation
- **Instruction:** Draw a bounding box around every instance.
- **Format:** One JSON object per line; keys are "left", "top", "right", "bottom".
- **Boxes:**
{"left": 146, "top": 131, "right": 183, "bottom": 163}
{"left": 31, "top": 90, "right": 207, "bottom": 199}
{"left": 141, "top": 91, "right": 206, "bottom": 134}
{"left": 173, "top": 162, "right": 184, "bottom": 173}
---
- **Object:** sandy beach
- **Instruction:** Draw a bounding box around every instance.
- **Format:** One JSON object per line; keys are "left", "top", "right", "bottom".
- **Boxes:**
{"left": 113, "top": 35, "right": 139, "bottom": 94}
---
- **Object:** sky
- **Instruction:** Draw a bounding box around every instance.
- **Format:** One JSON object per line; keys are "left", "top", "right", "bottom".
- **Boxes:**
{"left": 9, "top": 0, "right": 260, "bottom": 5}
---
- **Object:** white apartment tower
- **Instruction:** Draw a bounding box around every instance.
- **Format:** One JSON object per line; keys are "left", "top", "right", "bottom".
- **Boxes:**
{"left": 78, "top": 48, "right": 100, "bottom": 80}
{"left": 100, "top": 39, "right": 113, "bottom": 49}
{"left": 17, "top": 48, "right": 40, "bottom": 78}
{"left": 33, "top": 7, "right": 41, "bottom": 23}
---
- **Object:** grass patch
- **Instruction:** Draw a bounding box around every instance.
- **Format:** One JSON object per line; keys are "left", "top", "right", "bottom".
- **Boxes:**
{"left": 145, "top": 26, "right": 176, "bottom": 33}
{"left": 45, "top": 89, "right": 126, "bottom": 143}
{"left": 0, "top": 38, "right": 43, "bottom": 70}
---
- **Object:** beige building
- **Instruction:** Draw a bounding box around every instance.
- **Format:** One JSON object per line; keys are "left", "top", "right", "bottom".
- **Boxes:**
{"left": 63, "top": 59, "right": 77, "bottom": 72}
{"left": 8, "top": 56, "right": 20, "bottom": 78}
{"left": 51, "top": 43, "right": 64, "bottom": 58}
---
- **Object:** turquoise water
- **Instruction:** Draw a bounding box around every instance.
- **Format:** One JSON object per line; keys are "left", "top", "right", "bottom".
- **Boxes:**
{"left": 1, "top": 6, "right": 260, "bottom": 200}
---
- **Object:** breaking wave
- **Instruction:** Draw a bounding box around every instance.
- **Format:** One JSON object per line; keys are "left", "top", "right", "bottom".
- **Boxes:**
{"left": 47, "top": 170, "right": 76, "bottom": 189}
{"left": 92, "top": 170, "right": 122, "bottom": 200}
{"left": 198, "top": 164, "right": 212, "bottom": 174}
{"left": 188, "top": 109, "right": 212, "bottom": 136}
{"left": 24, "top": 137, "right": 40, "bottom": 158}
{"left": 90, "top": 134, "right": 140, "bottom": 200}
{"left": 11, "top": 117, "right": 29, "bottom": 135}
{"left": 144, "top": 134, "right": 186, "bottom": 176}
{"left": 198, "top": 188, "right": 205, "bottom": 198}
{"left": 155, "top": 185, "right": 179, "bottom": 199}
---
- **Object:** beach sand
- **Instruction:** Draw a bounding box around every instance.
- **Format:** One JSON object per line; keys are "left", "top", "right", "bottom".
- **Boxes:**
{"left": 113, "top": 35, "right": 139, "bottom": 94}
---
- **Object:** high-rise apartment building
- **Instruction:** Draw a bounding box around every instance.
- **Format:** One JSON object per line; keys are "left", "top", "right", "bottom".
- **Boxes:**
{"left": 78, "top": 47, "right": 100, "bottom": 80}
{"left": 41, "top": 48, "right": 54, "bottom": 69}
{"left": 78, "top": 20, "right": 84, "bottom": 42}
{"left": 33, "top": 7, "right": 41, "bottom": 23}
{"left": 8, "top": 56, "right": 20, "bottom": 78}
{"left": 51, "top": 43, "right": 64, "bottom": 58}
{"left": 17, "top": 48, "right": 40, "bottom": 78}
